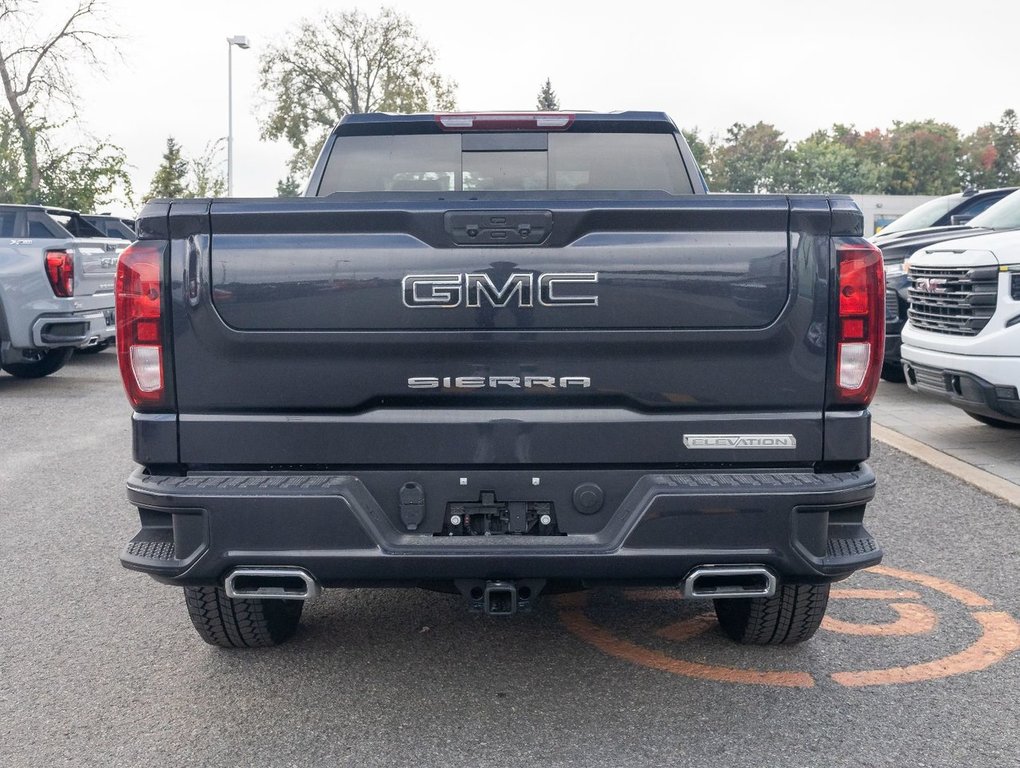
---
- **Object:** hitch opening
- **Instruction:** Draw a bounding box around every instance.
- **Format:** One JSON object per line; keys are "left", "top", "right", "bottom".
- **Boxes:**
{"left": 484, "top": 581, "right": 518, "bottom": 616}
{"left": 455, "top": 578, "right": 546, "bottom": 615}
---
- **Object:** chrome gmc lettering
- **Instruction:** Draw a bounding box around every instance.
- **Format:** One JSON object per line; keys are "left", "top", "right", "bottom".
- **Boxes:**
{"left": 403, "top": 272, "right": 598, "bottom": 308}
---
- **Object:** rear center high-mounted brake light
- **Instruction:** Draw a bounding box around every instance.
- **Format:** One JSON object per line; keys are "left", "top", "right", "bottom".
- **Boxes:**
{"left": 115, "top": 243, "right": 167, "bottom": 409}
{"left": 435, "top": 112, "right": 575, "bottom": 131}
{"left": 834, "top": 240, "right": 885, "bottom": 405}
{"left": 45, "top": 249, "right": 74, "bottom": 297}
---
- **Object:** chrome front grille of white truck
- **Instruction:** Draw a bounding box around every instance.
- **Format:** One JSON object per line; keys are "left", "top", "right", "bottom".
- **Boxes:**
{"left": 907, "top": 265, "right": 999, "bottom": 336}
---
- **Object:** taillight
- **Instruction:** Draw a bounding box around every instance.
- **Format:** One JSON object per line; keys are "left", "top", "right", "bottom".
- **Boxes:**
{"left": 435, "top": 112, "right": 574, "bottom": 131}
{"left": 834, "top": 240, "right": 885, "bottom": 405}
{"left": 116, "top": 243, "right": 166, "bottom": 409}
{"left": 45, "top": 249, "right": 74, "bottom": 297}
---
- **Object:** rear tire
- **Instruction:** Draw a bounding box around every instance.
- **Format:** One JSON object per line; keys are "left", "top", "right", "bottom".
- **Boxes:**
{"left": 964, "top": 411, "right": 1020, "bottom": 429}
{"left": 714, "top": 583, "right": 830, "bottom": 645}
{"left": 1, "top": 348, "right": 74, "bottom": 379}
{"left": 183, "top": 586, "right": 303, "bottom": 648}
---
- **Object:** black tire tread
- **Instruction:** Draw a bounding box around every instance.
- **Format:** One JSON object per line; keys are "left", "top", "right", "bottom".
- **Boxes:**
{"left": 183, "top": 586, "right": 303, "bottom": 648}
{"left": 714, "top": 583, "right": 830, "bottom": 645}
{"left": 1, "top": 348, "right": 74, "bottom": 378}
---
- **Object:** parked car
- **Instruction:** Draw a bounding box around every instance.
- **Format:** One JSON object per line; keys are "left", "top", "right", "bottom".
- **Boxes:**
{"left": 876, "top": 187, "right": 1016, "bottom": 238}
{"left": 0, "top": 204, "right": 125, "bottom": 377}
{"left": 874, "top": 189, "right": 1020, "bottom": 381}
{"left": 82, "top": 213, "right": 136, "bottom": 241}
{"left": 901, "top": 228, "right": 1020, "bottom": 427}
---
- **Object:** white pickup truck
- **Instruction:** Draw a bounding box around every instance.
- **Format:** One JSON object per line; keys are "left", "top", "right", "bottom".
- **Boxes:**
{"left": 901, "top": 229, "right": 1020, "bottom": 427}
{"left": 0, "top": 204, "right": 127, "bottom": 378}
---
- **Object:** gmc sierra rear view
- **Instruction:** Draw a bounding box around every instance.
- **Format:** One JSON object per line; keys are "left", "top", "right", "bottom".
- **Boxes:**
{"left": 117, "top": 111, "right": 885, "bottom": 648}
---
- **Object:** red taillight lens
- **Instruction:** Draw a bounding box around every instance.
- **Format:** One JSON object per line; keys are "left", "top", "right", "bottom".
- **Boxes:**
{"left": 434, "top": 112, "right": 575, "bottom": 131}
{"left": 834, "top": 240, "right": 885, "bottom": 405}
{"left": 116, "top": 243, "right": 166, "bottom": 409}
{"left": 45, "top": 249, "right": 74, "bottom": 297}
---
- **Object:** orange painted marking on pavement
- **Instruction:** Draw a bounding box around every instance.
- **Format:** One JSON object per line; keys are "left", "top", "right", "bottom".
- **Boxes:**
{"left": 655, "top": 613, "right": 716, "bottom": 643}
{"left": 831, "top": 611, "right": 1020, "bottom": 687}
{"left": 830, "top": 588, "right": 921, "bottom": 600}
{"left": 868, "top": 565, "right": 992, "bottom": 607}
{"left": 822, "top": 603, "right": 937, "bottom": 637}
{"left": 558, "top": 606, "right": 814, "bottom": 688}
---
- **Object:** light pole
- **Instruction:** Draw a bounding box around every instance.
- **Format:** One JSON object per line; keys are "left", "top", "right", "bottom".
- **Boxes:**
{"left": 226, "top": 35, "right": 250, "bottom": 197}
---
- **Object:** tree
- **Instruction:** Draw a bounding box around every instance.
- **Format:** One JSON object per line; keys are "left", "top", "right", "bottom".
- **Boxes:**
{"left": 147, "top": 137, "right": 188, "bottom": 199}
{"left": 782, "top": 128, "right": 887, "bottom": 194}
{"left": 536, "top": 78, "right": 559, "bottom": 110}
{"left": 681, "top": 128, "right": 711, "bottom": 170}
{"left": 276, "top": 174, "right": 302, "bottom": 196}
{"left": 37, "top": 137, "right": 131, "bottom": 210}
{"left": 959, "top": 109, "right": 1020, "bottom": 188}
{"left": 885, "top": 120, "right": 960, "bottom": 195}
{"left": 708, "top": 122, "right": 789, "bottom": 192}
{"left": 189, "top": 139, "right": 226, "bottom": 198}
{"left": 145, "top": 136, "right": 227, "bottom": 200}
{"left": 258, "top": 7, "right": 457, "bottom": 176}
{"left": 0, "top": 0, "right": 124, "bottom": 204}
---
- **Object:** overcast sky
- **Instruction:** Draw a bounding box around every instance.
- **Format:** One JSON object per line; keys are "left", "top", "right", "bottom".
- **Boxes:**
{"left": 42, "top": 0, "right": 1020, "bottom": 213}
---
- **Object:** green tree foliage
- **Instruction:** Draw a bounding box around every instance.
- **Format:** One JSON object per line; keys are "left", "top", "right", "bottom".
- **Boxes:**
{"left": 681, "top": 128, "right": 711, "bottom": 172}
{"left": 37, "top": 138, "right": 131, "bottom": 210}
{"left": 884, "top": 120, "right": 961, "bottom": 195}
{"left": 145, "top": 137, "right": 226, "bottom": 200}
{"left": 189, "top": 139, "right": 226, "bottom": 198}
{"left": 781, "top": 128, "right": 887, "bottom": 194}
{"left": 958, "top": 109, "right": 1020, "bottom": 188}
{"left": 536, "top": 78, "right": 559, "bottom": 110}
{"left": 0, "top": 0, "right": 129, "bottom": 209}
{"left": 276, "top": 174, "right": 302, "bottom": 196}
{"left": 146, "top": 137, "right": 188, "bottom": 199}
{"left": 258, "top": 7, "right": 457, "bottom": 176}
{"left": 708, "top": 122, "right": 789, "bottom": 192}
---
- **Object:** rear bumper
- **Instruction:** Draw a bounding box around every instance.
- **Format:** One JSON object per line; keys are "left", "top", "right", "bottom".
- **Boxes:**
{"left": 31, "top": 308, "right": 115, "bottom": 349}
{"left": 121, "top": 465, "right": 880, "bottom": 587}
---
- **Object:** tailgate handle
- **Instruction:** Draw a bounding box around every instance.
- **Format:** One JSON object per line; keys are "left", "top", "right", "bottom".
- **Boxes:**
{"left": 445, "top": 210, "right": 552, "bottom": 246}
{"left": 186, "top": 236, "right": 201, "bottom": 305}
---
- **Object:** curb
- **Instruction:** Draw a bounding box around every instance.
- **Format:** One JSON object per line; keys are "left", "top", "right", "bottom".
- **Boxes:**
{"left": 872, "top": 423, "right": 1020, "bottom": 509}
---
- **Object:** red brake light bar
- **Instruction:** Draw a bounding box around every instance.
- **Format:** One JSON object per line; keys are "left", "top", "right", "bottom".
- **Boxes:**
{"left": 435, "top": 113, "right": 575, "bottom": 131}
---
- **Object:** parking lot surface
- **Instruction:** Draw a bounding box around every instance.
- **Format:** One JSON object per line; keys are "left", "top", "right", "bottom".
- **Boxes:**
{"left": 872, "top": 380, "right": 1020, "bottom": 487}
{"left": 1, "top": 352, "right": 1018, "bottom": 768}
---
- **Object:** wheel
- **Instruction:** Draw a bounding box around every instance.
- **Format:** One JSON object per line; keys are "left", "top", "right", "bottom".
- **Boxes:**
{"left": 714, "top": 582, "right": 830, "bottom": 645}
{"left": 1, "top": 348, "right": 74, "bottom": 378}
{"left": 76, "top": 341, "right": 111, "bottom": 355}
{"left": 964, "top": 411, "right": 1020, "bottom": 429}
{"left": 183, "top": 586, "right": 303, "bottom": 648}
{"left": 880, "top": 363, "right": 906, "bottom": 383}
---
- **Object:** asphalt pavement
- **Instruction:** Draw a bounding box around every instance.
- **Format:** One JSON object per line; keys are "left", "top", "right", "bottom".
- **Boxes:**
{"left": 1, "top": 351, "right": 1018, "bottom": 768}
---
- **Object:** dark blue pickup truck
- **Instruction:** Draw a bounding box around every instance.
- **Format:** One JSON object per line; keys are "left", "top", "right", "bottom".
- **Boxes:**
{"left": 117, "top": 111, "right": 884, "bottom": 648}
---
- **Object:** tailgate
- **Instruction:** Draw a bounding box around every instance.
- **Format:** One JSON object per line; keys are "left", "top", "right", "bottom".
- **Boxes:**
{"left": 168, "top": 195, "right": 838, "bottom": 466}
{"left": 72, "top": 238, "right": 126, "bottom": 297}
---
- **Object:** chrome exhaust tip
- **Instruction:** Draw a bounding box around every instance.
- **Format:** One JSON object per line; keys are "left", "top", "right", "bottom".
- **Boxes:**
{"left": 224, "top": 567, "right": 321, "bottom": 601}
{"left": 682, "top": 565, "right": 777, "bottom": 600}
